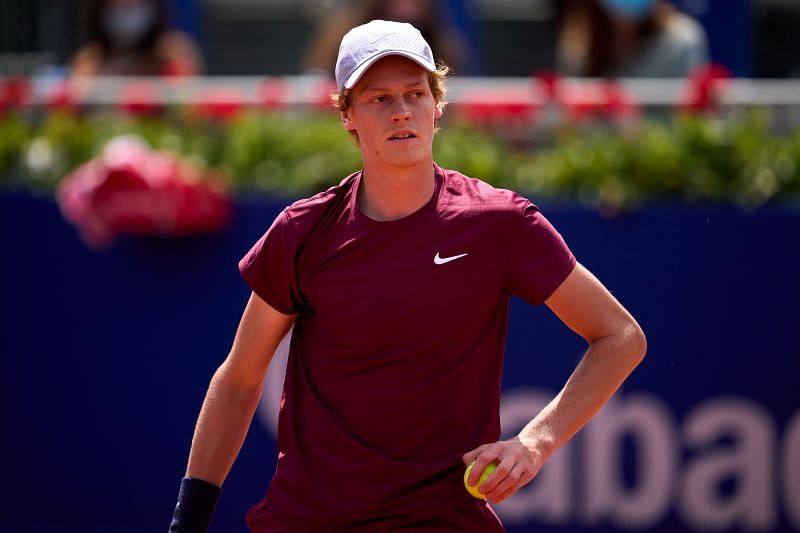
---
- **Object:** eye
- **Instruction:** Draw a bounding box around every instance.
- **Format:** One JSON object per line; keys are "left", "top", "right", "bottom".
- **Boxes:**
{"left": 371, "top": 95, "right": 387, "bottom": 103}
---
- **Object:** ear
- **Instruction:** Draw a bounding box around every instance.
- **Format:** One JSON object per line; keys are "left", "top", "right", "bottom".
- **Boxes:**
{"left": 434, "top": 103, "right": 444, "bottom": 120}
{"left": 341, "top": 109, "right": 355, "bottom": 132}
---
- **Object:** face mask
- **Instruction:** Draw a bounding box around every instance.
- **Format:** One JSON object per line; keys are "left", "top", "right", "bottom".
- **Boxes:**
{"left": 600, "top": 0, "right": 656, "bottom": 21}
{"left": 102, "top": 2, "right": 156, "bottom": 48}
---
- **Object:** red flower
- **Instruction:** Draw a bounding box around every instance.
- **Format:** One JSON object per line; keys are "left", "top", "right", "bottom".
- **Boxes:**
{"left": 602, "top": 81, "right": 638, "bottom": 122}
{"left": 58, "top": 135, "right": 232, "bottom": 249}
{"left": 197, "top": 88, "right": 244, "bottom": 121}
{"left": 46, "top": 80, "right": 75, "bottom": 112}
{"left": 259, "top": 78, "right": 287, "bottom": 111}
{"left": 535, "top": 71, "right": 561, "bottom": 102}
{"left": 0, "top": 76, "right": 32, "bottom": 114}
{"left": 458, "top": 87, "right": 539, "bottom": 125}
{"left": 679, "top": 63, "right": 732, "bottom": 113}
{"left": 119, "top": 82, "right": 162, "bottom": 116}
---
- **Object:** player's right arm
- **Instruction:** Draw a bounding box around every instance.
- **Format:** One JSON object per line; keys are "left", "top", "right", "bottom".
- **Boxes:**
{"left": 187, "top": 291, "right": 295, "bottom": 484}
{"left": 170, "top": 292, "right": 295, "bottom": 532}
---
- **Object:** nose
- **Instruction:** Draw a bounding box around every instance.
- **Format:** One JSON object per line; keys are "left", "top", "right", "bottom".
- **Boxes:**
{"left": 390, "top": 101, "right": 411, "bottom": 123}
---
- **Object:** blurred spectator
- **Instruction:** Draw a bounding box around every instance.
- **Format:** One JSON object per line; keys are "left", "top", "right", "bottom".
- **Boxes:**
{"left": 70, "top": 0, "right": 204, "bottom": 76}
{"left": 302, "top": 0, "right": 468, "bottom": 75}
{"left": 555, "top": 0, "right": 709, "bottom": 78}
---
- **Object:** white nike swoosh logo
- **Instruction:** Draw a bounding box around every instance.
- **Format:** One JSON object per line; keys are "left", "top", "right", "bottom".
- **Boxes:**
{"left": 434, "top": 252, "right": 468, "bottom": 265}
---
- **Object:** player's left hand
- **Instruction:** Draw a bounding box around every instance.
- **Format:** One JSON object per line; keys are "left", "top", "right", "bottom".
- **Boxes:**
{"left": 462, "top": 435, "right": 545, "bottom": 504}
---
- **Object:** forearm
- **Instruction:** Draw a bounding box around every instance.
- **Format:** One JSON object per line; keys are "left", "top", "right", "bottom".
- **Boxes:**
{"left": 185, "top": 364, "right": 263, "bottom": 486}
{"left": 519, "top": 328, "right": 645, "bottom": 461}
{"left": 464, "top": 265, "right": 646, "bottom": 504}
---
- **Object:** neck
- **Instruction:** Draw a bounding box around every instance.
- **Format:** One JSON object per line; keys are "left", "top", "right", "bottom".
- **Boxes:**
{"left": 358, "top": 159, "right": 436, "bottom": 222}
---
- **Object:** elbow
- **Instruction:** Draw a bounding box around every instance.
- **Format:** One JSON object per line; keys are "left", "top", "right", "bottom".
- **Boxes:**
{"left": 625, "top": 320, "right": 647, "bottom": 367}
{"left": 211, "top": 360, "right": 264, "bottom": 398}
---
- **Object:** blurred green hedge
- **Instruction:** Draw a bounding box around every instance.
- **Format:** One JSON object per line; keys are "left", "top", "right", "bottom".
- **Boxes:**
{"left": 2, "top": 107, "right": 799, "bottom": 211}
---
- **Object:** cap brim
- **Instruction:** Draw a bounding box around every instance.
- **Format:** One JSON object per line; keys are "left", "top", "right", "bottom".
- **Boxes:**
{"left": 343, "top": 50, "right": 436, "bottom": 90}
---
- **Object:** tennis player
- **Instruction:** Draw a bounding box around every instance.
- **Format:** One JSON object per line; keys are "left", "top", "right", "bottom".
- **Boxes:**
{"left": 169, "top": 19, "right": 646, "bottom": 532}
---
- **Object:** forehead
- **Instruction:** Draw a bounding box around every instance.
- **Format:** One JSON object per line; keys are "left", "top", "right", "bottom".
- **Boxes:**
{"left": 352, "top": 55, "right": 430, "bottom": 93}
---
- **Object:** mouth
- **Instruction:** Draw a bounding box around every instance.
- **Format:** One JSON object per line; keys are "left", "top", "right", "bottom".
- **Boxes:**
{"left": 388, "top": 131, "right": 417, "bottom": 141}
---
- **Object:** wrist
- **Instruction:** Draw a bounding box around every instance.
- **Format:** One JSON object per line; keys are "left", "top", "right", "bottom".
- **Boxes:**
{"left": 169, "top": 477, "right": 221, "bottom": 533}
{"left": 518, "top": 430, "right": 556, "bottom": 462}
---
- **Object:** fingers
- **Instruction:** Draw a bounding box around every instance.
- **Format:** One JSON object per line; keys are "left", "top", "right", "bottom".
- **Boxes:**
{"left": 463, "top": 438, "right": 541, "bottom": 501}
{"left": 483, "top": 461, "right": 526, "bottom": 502}
{"left": 488, "top": 486, "right": 516, "bottom": 504}
{"left": 465, "top": 452, "right": 497, "bottom": 487}
{"left": 462, "top": 443, "right": 491, "bottom": 466}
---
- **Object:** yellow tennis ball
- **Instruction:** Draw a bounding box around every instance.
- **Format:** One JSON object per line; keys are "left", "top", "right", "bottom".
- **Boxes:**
{"left": 464, "top": 461, "right": 497, "bottom": 499}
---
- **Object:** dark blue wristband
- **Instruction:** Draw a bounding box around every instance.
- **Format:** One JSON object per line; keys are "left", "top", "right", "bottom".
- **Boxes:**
{"left": 169, "top": 477, "right": 221, "bottom": 532}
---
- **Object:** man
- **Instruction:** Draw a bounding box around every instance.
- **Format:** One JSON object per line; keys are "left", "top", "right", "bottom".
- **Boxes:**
{"left": 170, "top": 20, "right": 646, "bottom": 532}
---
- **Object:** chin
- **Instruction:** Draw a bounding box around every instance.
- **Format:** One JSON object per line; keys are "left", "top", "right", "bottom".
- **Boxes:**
{"left": 379, "top": 145, "right": 431, "bottom": 167}
{"left": 383, "top": 153, "right": 427, "bottom": 168}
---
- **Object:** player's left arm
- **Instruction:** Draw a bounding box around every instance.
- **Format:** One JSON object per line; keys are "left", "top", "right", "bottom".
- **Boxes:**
{"left": 463, "top": 261, "right": 647, "bottom": 503}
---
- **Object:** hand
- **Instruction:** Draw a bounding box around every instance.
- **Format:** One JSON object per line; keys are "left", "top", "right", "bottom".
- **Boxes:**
{"left": 462, "top": 435, "right": 544, "bottom": 504}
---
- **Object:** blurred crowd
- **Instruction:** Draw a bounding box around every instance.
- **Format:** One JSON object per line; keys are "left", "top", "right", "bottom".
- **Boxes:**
{"left": 70, "top": 0, "right": 204, "bottom": 77}
{"left": 301, "top": 0, "right": 471, "bottom": 78}
{"left": 554, "top": 0, "right": 708, "bottom": 78}
{"left": 5, "top": 0, "right": 721, "bottom": 81}
{"left": 299, "top": 0, "right": 709, "bottom": 79}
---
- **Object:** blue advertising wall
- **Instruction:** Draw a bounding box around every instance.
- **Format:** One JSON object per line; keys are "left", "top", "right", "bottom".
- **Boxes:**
{"left": 1, "top": 193, "right": 798, "bottom": 532}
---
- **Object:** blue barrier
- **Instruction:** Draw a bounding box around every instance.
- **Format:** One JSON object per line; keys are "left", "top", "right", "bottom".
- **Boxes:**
{"left": 1, "top": 193, "right": 798, "bottom": 532}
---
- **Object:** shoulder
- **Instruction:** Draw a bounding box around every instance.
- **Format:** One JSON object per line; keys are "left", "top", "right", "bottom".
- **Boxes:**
{"left": 244, "top": 173, "right": 358, "bottom": 267}
{"left": 438, "top": 166, "right": 534, "bottom": 216}
{"left": 631, "top": 12, "right": 708, "bottom": 77}
{"left": 659, "top": 12, "right": 709, "bottom": 54}
{"left": 281, "top": 172, "right": 359, "bottom": 229}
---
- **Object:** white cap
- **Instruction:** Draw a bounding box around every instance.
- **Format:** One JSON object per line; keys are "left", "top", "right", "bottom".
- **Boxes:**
{"left": 335, "top": 19, "right": 436, "bottom": 93}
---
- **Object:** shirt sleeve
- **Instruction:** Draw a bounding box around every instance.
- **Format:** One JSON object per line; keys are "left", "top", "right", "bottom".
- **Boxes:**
{"left": 238, "top": 210, "right": 303, "bottom": 315}
{"left": 502, "top": 201, "right": 576, "bottom": 306}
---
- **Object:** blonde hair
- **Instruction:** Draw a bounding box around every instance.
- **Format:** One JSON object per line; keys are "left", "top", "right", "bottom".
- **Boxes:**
{"left": 331, "top": 63, "right": 450, "bottom": 142}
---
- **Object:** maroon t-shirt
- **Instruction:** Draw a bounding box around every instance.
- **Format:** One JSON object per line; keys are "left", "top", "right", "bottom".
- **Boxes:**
{"left": 239, "top": 164, "right": 576, "bottom": 531}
